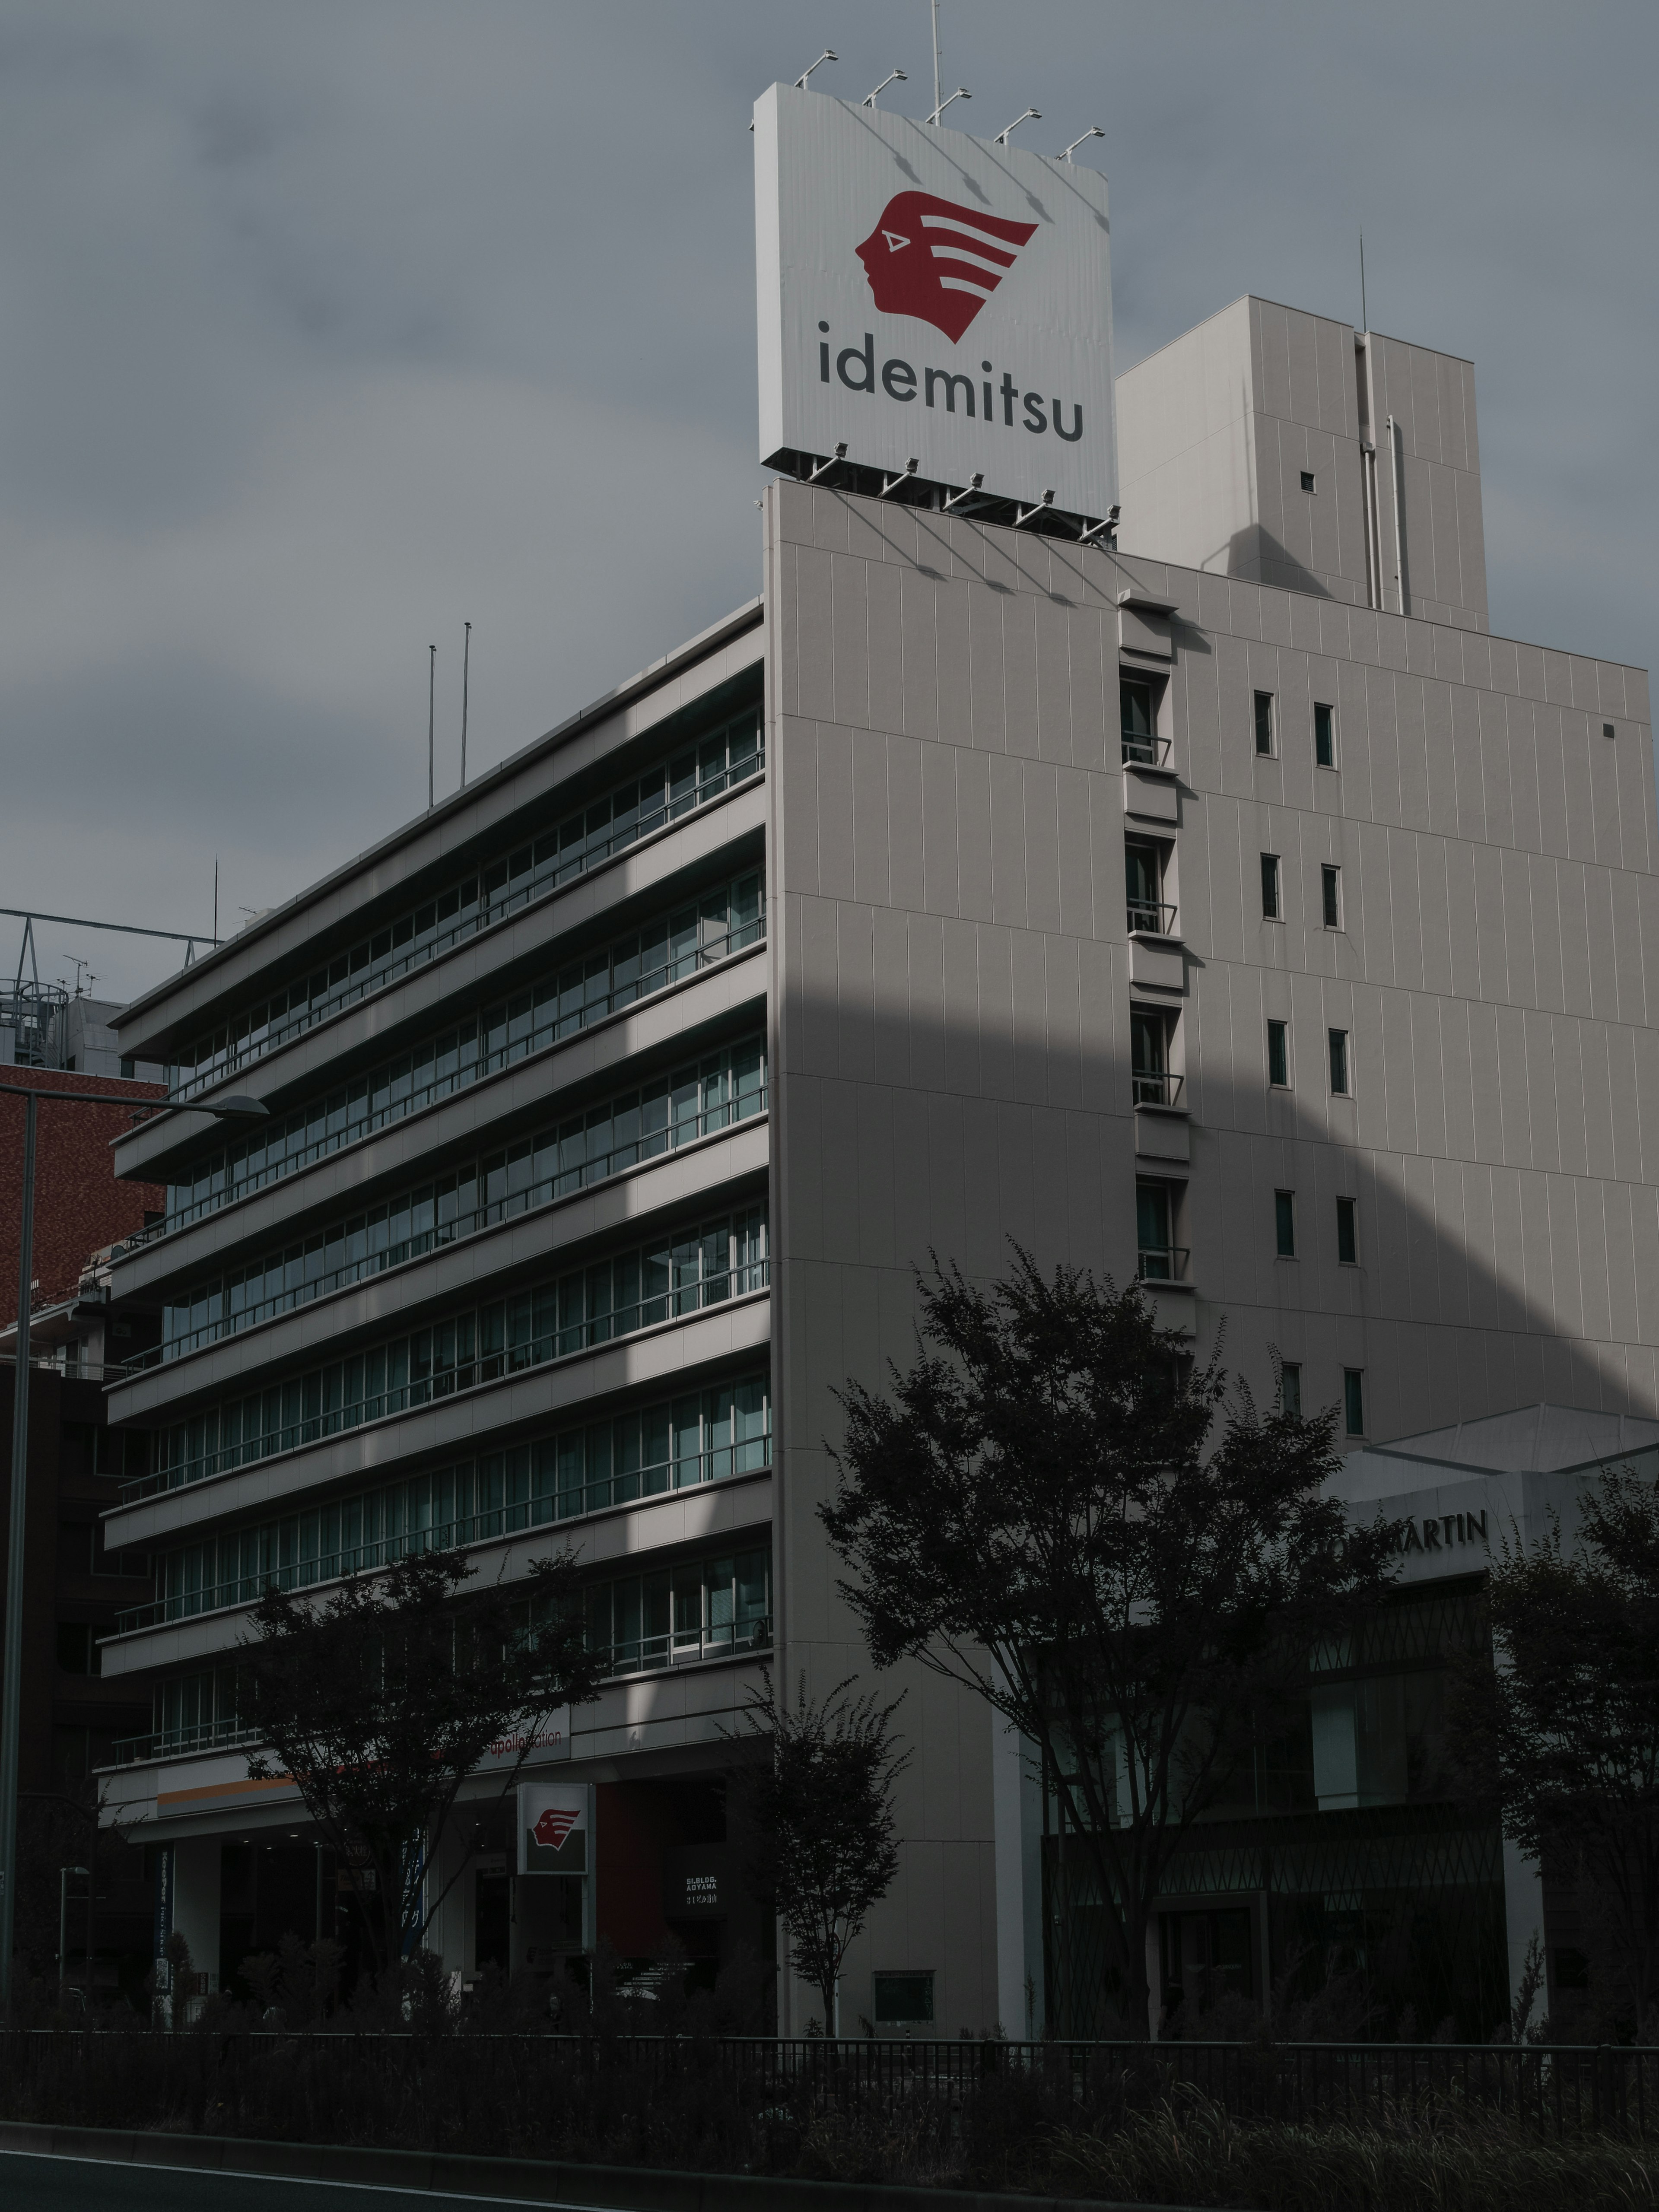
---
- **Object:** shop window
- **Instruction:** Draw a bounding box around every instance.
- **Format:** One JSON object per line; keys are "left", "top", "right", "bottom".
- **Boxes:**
{"left": 873, "top": 1970, "right": 934, "bottom": 2025}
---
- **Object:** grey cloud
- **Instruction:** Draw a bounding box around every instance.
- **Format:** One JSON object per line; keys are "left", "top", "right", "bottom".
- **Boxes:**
{"left": 1, "top": 0, "right": 1653, "bottom": 1007}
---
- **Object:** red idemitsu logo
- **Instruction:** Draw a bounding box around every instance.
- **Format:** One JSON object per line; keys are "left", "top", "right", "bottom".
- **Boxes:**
{"left": 531, "top": 1805, "right": 581, "bottom": 1850}
{"left": 855, "top": 192, "right": 1039, "bottom": 343}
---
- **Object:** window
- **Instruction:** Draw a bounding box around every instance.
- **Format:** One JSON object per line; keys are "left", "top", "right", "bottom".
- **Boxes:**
{"left": 1314, "top": 702, "right": 1336, "bottom": 768}
{"left": 57, "top": 1623, "right": 96, "bottom": 1675}
{"left": 1125, "top": 839, "right": 1168, "bottom": 936}
{"left": 874, "top": 1970, "right": 934, "bottom": 2025}
{"left": 1274, "top": 1192, "right": 1297, "bottom": 1258}
{"left": 1131, "top": 1007, "right": 1178, "bottom": 1108}
{"left": 1321, "top": 864, "right": 1342, "bottom": 929}
{"left": 1260, "top": 853, "right": 1281, "bottom": 921}
{"left": 1267, "top": 1019, "right": 1289, "bottom": 1088}
{"left": 1336, "top": 1197, "right": 1358, "bottom": 1265}
{"left": 1121, "top": 676, "right": 1158, "bottom": 765}
{"left": 1603, "top": 723, "right": 1615, "bottom": 740}
{"left": 1344, "top": 1368, "right": 1366, "bottom": 1437}
{"left": 1328, "top": 1028, "right": 1350, "bottom": 1095}
{"left": 1300, "top": 470, "right": 1316, "bottom": 493}
{"left": 1253, "top": 692, "right": 1275, "bottom": 757}
{"left": 1281, "top": 1362, "right": 1302, "bottom": 1417}
{"left": 1136, "top": 1180, "right": 1182, "bottom": 1281}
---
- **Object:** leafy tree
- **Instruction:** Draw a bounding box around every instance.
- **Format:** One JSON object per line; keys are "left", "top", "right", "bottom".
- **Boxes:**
{"left": 819, "top": 1249, "right": 1398, "bottom": 2037}
{"left": 242, "top": 1548, "right": 601, "bottom": 1977}
{"left": 731, "top": 1670, "right": 909, "bottom": 2034}
{"left": 1449, "top": 1467, "right": 1659, "bottom": 2034}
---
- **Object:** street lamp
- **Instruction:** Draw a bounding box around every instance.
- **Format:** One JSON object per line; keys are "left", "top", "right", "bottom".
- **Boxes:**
{"left": 0, "top": 1080, "right": 268, "bottom": 2009}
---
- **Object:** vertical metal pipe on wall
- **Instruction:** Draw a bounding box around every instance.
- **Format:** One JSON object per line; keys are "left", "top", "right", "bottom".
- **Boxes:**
{"left": 0, "top": 1090, "right": 38, "bottom": 2006}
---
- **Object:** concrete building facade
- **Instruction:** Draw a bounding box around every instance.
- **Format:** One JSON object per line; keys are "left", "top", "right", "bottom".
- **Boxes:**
{"left": 93, "top": 297, "right": 1655, "bottom": 2036}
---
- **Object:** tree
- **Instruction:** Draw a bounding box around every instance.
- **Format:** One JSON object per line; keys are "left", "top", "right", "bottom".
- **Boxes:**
{"left": 731, "top": 1670, "right": 910, "bottom": 2034}
{"left": 1449, "top": 1466, "right": 1659, "bottom": 2034}
{"left": 242, "top": 1548, "right": 601, "bottom": 1978}
{"left": 819, "top": 1249, "right": 1399, "bottom": 2037}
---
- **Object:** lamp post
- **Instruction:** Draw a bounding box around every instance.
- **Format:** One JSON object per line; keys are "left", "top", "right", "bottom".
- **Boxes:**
{"left": 0, "top": 1080, "right": 268, "bottom": 2009}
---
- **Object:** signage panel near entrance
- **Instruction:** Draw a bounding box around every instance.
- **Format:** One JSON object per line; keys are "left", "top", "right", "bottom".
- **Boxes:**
{"left": 755, "top": 83, "right": 1117, "bottom": 524}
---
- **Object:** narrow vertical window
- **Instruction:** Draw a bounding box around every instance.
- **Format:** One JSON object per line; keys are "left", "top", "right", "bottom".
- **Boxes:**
{"left": 1267, "top": 1019, "right": 1289, "bottom": 1088}
{"left": 1135, "top": 1180, "right": 1177, "bottom": 1281}
{"left": 1274, "top": 1191, "right": 1297, "bottom": 1258}
{"left": 1314, "top": 702, "right": 1336, "bottom": 769}
{"left": 1328, "top": 1028, "right": 1350, "bottom": 1095}
{"left": 1336, "top": 1196, "right": 1358, "bottom": 1265}
{"left": 1343, "top": 1368, "right": 1366, "bottom": 1437}
{"left": 1260, "top": 853, "right": 1281, "bottom": 920}
{"left": 1322, "top": 864, "right": 1342, "bottom": 929}
{"left": 1121, "top": 677, "right": 1157, "bottom": 765}
{"left": 1281, "top": 1362, "right": 1302, "bottom": 1417}
{"left": 1253, "top": 692, "right": 1275, "bottom": 757}
{"left": 1131, "top": 1007, "right": 1172, "bottom": 1107}
{"left": 1300, "top": 470, "right": 1316, "bottom": 493}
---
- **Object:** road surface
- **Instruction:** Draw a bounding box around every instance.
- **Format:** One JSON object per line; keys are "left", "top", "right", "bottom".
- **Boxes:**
{"left": 0, "top": 2149, "right": 626, "bottom": 2212}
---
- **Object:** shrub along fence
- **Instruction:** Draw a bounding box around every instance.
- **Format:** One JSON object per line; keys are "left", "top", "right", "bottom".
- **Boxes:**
{"left": 0, "top": 2030, "right": 1654, "bottom": 2161}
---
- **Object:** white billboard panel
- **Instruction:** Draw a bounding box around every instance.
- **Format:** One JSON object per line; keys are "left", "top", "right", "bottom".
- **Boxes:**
{"left": 755, "top": 83, "right": 1116, "bottom": 520}
{"left": 518, "top": 1778, "right": 592, "bottom": 1875}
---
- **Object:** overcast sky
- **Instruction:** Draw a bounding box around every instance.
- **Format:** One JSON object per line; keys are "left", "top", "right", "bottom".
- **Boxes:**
{"left": 3, "top": 1, "right": 1654, "bottom": 1007}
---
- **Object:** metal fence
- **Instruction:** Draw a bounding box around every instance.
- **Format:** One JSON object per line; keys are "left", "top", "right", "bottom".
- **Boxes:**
{"left": 0, "top": 2030, "right": 1654, "bottom": 2145}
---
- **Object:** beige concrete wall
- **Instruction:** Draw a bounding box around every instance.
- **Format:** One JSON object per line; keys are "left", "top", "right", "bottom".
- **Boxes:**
{"left": 765, "top": 477, "right": 1653, "bottom": 2033}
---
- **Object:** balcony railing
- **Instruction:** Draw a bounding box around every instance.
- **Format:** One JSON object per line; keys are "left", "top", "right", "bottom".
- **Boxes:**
{"left": 110, "top": 1716, "right": 261, "bottom": 1767}
{"left": 116, "top": 1441, "right": 772, "bottom": 1633}
{"left": 168, "top": 744, "right": 765, "bottom": 1106}
{"left": 595, "top": 1613, "right": 771, "bottom": 1678}
{"left": 124, "top": 1254, "right": 770, "bottom": 1503}
{"left": 1121, "top": 732, "right": 1173, "bottom": 769}
{"left": 137, "top": 1084, "right": 768, "bottom": 1372}
{"left": 123, "top": 907, "right": 766, "bottom": 1258}
{"left": 1131, "top": 1070, "right": 1185, "bottom": 1109}
{"left": 1137, "top": 1244, "right": 1191, "bottom": 1284}
{"left": 1127, "top": 899, "right": 1178, "bottom": 938}
{"left": 109, "top": 1618, "right": 773, "bottom": 1767}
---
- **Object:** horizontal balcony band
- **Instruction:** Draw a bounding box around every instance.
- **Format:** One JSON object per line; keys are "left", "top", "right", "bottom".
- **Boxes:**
{"left": 108, "top": 952, "right": 767, "bottom": 1303}
{"left": 102, "top": 1293, "right": 773, "bottom": 1552}
{"left": 108, "top": 1123, "right": 769, "bottom": 1427}
{"left": 117, "top": 1442, "right": 773, "bottom": 1633}
{"left": 138, "top": 1090, "right": 770, "bottom": 1372}
{"left": 112, "top": 785, "right": 766, "bottom": 1188}
{"left": 168, "top": 750, "right": 765, "bottom": 1106}
{"left": 107, "top": 1620, "right": 773, "bottom": 1769}
{"left": 113, "top": 602, "right": 763, "bottom": 1064}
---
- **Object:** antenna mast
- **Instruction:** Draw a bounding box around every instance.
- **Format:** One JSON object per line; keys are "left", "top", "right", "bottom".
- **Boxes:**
{"left": 931, "top": 0, "right": 941, "bottom": 124}
{"left": 427, "top": 645, "right": 436, "bottom": 810}
{"left": 1360, "top": 231, "right": 1368, "bottom": 333}
{"left": 461, "top": 621, "right": 471, "bottom": 788}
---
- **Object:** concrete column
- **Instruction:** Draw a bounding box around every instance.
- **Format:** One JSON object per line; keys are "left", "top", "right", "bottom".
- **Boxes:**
{"left": 172, "top": 1837, "right": 221, "bottom": 1995}
{"left": 1502, "top": 1834, "right": 1547, "bottom": 2032}
{"left": 992, "top": 1718, "right": 1045, "bottom": 2038}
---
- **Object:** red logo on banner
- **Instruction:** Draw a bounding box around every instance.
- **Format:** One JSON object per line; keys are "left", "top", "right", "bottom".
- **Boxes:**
{"left": 531, "top": 1805, "right": 581, "bottom": 1850}
{"left": 855, "top": 192, "right": 1039, "bottom": 343}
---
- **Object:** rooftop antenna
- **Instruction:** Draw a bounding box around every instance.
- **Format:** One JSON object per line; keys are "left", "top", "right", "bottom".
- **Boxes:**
{"left": 427, "top": 644, "right": 435, "bottom": 810}
{"left": 1062, "top": 126, "right": 1104, "bottom": 163}
{"left": 930, "top": 0, "right": 941, "bottom": 124}
{"left": 213, "top": 857, "right": 219, "bottom": 946}
{"left": 65, "top": 957, "right": 94, "bottom": 999}
{"left": 995, "top": 108, "right": 1040, "bottom": 146}
{"left": 461, "top": 620, "right": 471, "bottom": 788}
{"left": 1360, "top": 231, "right": 1369, "bottom": 333}
{"left": 862, "top": 69, "right": 906, "bottom": 108}
{"left": 14, "top": 916, "right": 38, "bottom": 996}
{"left": 930, "top": 86, "right": 969, "bottom": 125}
{"left": 795, "top": 50, "right": 836, "bottom": 89}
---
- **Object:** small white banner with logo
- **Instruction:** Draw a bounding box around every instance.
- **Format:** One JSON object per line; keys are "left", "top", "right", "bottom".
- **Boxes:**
{"left": 517, "top": 1780, "right": 592, "bottom": 1876}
